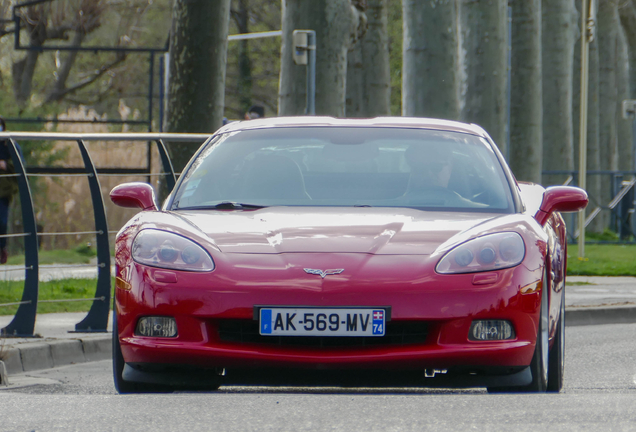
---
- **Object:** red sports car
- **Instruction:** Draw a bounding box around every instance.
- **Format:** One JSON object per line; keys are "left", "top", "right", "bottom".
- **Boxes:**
{"left": 110, "top": 117, "right": 587, "bottom": 393}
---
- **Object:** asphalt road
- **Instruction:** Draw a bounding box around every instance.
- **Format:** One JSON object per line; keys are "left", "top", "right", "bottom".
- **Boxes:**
{"left": 1, "top": 323, "right": 635, "bottom": 431}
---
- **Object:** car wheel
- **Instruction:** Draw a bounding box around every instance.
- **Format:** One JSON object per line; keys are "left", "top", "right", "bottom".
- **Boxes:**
{"left": 112, "top": 310, "right": 171, "bottom": 394}
{"left": 488, "top": 268, "right": 549, "bottom": 393}
{"left": 520, "top": 268, "right": 550, "bottom": 392}
{"left": 547, "top": 295, "right": 565, "bottom": 392}
{"left": 113, "top": 310, "right": 135, "bottom": 393}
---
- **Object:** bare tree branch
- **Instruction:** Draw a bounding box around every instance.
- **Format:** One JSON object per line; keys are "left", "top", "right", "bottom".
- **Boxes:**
{"left": 65, "top": 81, "right": 115, "bottom": 105}
{"left": 45, "top": 52, "right": 126, "bottom": 102}
{"left": 230, "top": 7, "right": 242, "bottom": 27}
{"left": 45, "top": 30, "right": 85, "bottom": 103}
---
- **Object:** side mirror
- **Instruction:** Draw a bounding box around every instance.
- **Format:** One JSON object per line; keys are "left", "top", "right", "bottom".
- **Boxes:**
{"left": 110, "top": 182, "right": 158, "bottom": 211}
{"left": 535, "top": 186, "right": 588, "bottom": 226}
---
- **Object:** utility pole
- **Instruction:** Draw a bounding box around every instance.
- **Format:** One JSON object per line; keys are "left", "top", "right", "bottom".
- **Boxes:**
{"left": 578, "top": 0, "right": 596, "bottom": 258}
{"left": 292, "top": 30, "right": 317, "bottom": 115}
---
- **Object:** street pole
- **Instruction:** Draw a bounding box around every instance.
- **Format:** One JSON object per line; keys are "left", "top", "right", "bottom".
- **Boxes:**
{"left": 306, "top": 30, "right": 316, "bottom": 116}
{"left": 578, "top": 0, "right": 596, "bottom": 258}
{"left": 292, "top": 30, "right": 316, "bottom": 116}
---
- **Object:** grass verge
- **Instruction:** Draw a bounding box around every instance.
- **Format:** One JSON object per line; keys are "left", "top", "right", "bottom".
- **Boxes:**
{"left": 5, "top": 245, "right": 97, "bottom": 266}
{"left": 567, "top": 244, "right": 636, "bottom": 276}
{"left": 0, "top": 278, "right": 113, "bottom": 316}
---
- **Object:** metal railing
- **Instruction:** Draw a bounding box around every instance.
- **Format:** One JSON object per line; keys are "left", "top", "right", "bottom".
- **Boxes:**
{"left": 544, "top": 170, "right": 636, "bottom": 242}
{"left": 0, "top": 132, "right": 209, "bottom": 337}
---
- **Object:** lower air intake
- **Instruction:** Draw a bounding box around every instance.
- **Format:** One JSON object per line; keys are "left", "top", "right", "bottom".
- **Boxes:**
{"left": 218, "top": 320, "right": 429, "bottom": 348}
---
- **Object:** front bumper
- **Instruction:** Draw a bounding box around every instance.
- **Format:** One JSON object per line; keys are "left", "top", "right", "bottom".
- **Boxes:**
{"left": 115, "top": 254, "right": 544, "bottom": 383}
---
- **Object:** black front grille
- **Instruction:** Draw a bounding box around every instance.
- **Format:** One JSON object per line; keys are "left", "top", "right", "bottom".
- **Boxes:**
{"left": 217, "top": 320, "right": 429, "bottom": 348}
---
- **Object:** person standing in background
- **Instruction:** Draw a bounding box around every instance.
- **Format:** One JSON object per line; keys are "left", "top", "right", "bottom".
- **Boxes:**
{"left": 0, "top": 116, "right": 22, "bottom": 264}
{"left": 244, "top": 105, "right": 265, "bottom": 120}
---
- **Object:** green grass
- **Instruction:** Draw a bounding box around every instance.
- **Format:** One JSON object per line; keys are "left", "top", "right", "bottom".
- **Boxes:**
{"left": 0, "top": 245, "right": 106, "bottom": 315}
{"left": 584, "top": 229, "right": 626, "bottom": 242}
{"left": 567, "top": 244, "right": 636, "bottom": 276}
{"left": 6, "top": 245, "right": 97, "bottom": 266}
{"left": 0, "top": 278, "right": 113, "bottom": 316}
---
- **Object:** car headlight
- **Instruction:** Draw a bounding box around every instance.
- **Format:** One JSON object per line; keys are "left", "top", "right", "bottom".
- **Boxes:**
{"left": 132, "top": 229, "right": 215, "bottom": 272}
{"left": 436, "top": 232, "right": 525, "bottom": 274}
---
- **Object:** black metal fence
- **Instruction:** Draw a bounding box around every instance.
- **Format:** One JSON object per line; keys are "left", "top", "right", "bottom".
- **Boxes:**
{"left": 543, "top": 170, "right": 636, "bottom": 243}
{"left": 0, "top": 132, "right": 209, "bottom": 337}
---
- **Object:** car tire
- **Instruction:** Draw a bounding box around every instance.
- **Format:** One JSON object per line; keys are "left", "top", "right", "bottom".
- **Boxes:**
{"left": 112, "top": 310, "right": 172, "bottom": 394}
{"left": 547, "top": 295, "right": 565, "bottom": 392}
{"left": 519, "top": 267, "right": 550, "bottom": 392}
{"left": 113, "top": 310, "right": 135, "bottom": 393}
{"left": 488, "top": 268, "right": 549, "bottom": 393}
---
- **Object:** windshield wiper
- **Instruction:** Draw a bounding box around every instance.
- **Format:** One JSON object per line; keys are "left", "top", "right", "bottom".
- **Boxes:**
{"left": 176, "top": 201, "right": 267, "bottom": 210}
{"left": 213, "top": 201, "right": 267, "bottom": 209}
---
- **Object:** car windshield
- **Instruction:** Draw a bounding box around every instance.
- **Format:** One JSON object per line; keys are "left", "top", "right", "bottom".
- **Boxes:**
{"left": 172, "top": 127, "right": 514, "bottom": 212}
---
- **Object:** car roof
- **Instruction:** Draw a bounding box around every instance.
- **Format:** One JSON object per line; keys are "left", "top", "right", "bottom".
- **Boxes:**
{"left": 216, "top": 116, "right": 491, "bottom": 139}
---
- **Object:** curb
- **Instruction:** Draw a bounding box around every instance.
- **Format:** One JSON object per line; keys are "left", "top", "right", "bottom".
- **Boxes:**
{"left": 0, "top": 335, "right": 111, "bottom": 376}
{"left": 0, "top": 360, "right": 8, "bottom": 386}
{"left": 565, "top": 305, "right": 636, "bottom": 327}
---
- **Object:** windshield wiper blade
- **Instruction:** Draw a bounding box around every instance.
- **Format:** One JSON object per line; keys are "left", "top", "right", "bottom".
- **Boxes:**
{"left": 213, "top": 201, "right": 266, "bottom": 209}
{"left": 177, "top": 202, "right": 267, "bottom": 210}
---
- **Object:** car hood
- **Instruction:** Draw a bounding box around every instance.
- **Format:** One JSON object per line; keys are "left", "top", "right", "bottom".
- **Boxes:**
{"left": 174, "top": 207, "right": 512, "bottom": 255}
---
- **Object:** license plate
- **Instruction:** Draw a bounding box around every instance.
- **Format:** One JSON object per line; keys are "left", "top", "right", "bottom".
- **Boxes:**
{"left": 258, "top": 307, "right": 387, "bottom": 337}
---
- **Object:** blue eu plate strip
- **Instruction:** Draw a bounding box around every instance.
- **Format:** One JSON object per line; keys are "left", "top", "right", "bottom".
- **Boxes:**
{"left": 260, "top": 309, "right": 272, "bottom": 334}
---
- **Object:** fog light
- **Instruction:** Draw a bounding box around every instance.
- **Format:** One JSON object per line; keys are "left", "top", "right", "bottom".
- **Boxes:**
{"left": 469, "top": 320, "right": 514, "bottom": 341}
{"left": 135, "top": 316, "right": 177, "bottom": 338}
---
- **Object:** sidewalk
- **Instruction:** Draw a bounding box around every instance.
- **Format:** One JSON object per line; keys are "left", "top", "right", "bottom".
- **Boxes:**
{"left": 0, "top": 263, "right": 114, "bottom": 381}
{"left": 566, "top": 276, "right": 636, "bottom": 307}
{"left": 0, "top": 312, "right": 112, "bottom": 379}
{"left": 0, "top": 263, "right": 115, "bottom": 282}
{"left": 0, "top": 276, "right": 634, "bottom": 384}
{"left": 563, "top": 276, "right": 636, "bottom": 326}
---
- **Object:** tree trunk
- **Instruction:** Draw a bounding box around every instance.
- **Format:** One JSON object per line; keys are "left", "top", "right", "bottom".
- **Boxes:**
{"left": 346, "top": 0, "right": 390, "bottom": 117}
{"left": 458, "top": 0, "right": 507, "bottom": 151}
{"left": 236, "top": 0, "right": 253, "bottom": 114}
{"left": 315, "top": 1, "right": 365, "bottom": 117}
{"left": 616, "top": 26, "right": 633, "bottom": 172}
{"left": 278, "top": 1, "right": 306, "bottom": 115}
{"left": 618, "top": 0, "right": 636, "bottom": 99}
{"left": 166, "top": 0, "right": 231, "bottom": 172}
{"left": 541, "top": 0, "right": 578, "bottom": 186}
{"left": 45, "top": 31, "right": 85, "bottom": 103}
{"left": 13, "top": 13, "right": 47, "bottom": 106}
{"left": 346, "top": 36, "right": 365, "bottom": 117}
{"left": 387, "top": 0, "right": 403, "bottom": 115}
{"left": 597, "top": 0, "right": 619, "bottom": 226}
{"left": 402, "top": 0, "right": 460, "bottom": 119}
{"left": 509, "top": 0, "right": 542, "bottom": 184}
{"left": 278, "top": 0, "right": 366, "bottom": 117}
